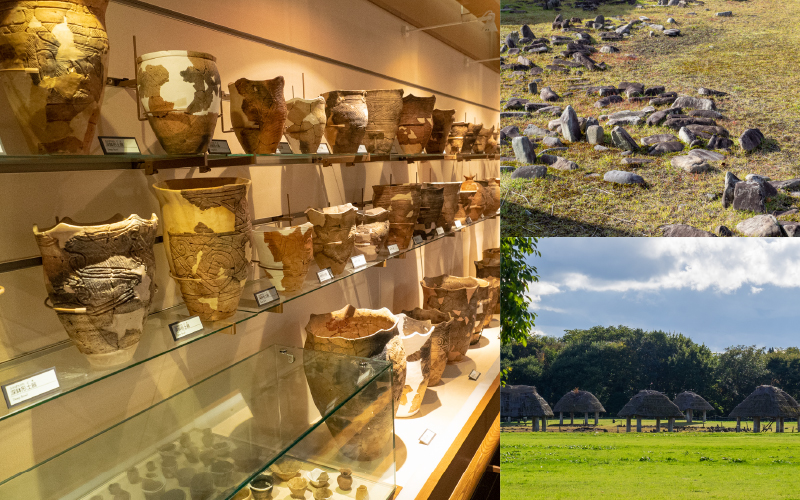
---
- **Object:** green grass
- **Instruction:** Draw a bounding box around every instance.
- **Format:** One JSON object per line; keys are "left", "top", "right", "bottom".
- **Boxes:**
{"left": 502, "top": 431, "right": 800, "bottom": 499}
{"left": 500, "top": 0, "right": 800, "bottom": 236}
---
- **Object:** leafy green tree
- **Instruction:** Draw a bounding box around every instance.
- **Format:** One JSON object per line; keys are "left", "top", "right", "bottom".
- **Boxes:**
{"left": 500, "top": 237, "right": 540, "bottom": 346}
{"left": 713, "top": 345, "right": 769, "bottom": 412}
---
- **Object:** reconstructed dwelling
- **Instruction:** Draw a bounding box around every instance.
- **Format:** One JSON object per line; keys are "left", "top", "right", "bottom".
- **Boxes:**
{"left": 552, "top": 388, "right": 606, "bottom": 425}
{"left": 674, "top": 391, "right": 714, "bottom": 424}
{"left": 618, "top": 390, "right": 684, "bottom": 433}
{"left": 729, "top": 385, "right": 800, "bottom": 433}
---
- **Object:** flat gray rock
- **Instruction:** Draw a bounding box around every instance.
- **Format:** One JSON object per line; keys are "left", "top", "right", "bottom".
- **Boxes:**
{"left": 716, "top": 11, "right": 732, "bottom": 16}
{"left": 641, "top": 134, "right": 679, "bottom": 145}
{"left": 678, "top": 127, "right": 696, "bottom": 144}
{"left": 608, "top": 116, "right": 643, "bottom": 127}
{"left": 542, "top": 136, "right": 564, "bottom": 147}
{"left": 770, "top": 178, "right": 800, "bottom": 191}
{"left": 698, "top": 87, "right": 727, "bottom": 97}
{"left": 739, "top": 128, "right": 764, "bottom": 152}
{"left": 611, "top": 126, "right": 638, "bottom": 151}
{"left": 649, "top": 141, "right": 684, "bottom": 154}
{"left": 604, "top": 170, "right": 645, "bottom": 185}
{"left": 664, "top": 29, "right": 681, "bottom": 37}
{"left": 511, "top": 165, "right": 548, "bottom": 179}
{"left": 541, "top": 87, "right": 560, "bottom": 102}
{"left": 716, "top": 225, "right": 733, "bottom": 237}
{"left": 661, "top": 224, "right": 716, "bottom": 237}
{"left": 671, "top": 155, "right": 710, "bottom": 173}
{"left": 524, "top": 124, "right": 556, "bottom": 138}
{"left": 552, "top": 157, "right": 580, "bottom": 170}
{"left": 537, "top": 106, "right": 564, "bottom": 116}
{"left": 672, "top": 96, "right": 716, "bottom": 111}
{"left": 621, "top": 157, "right": 655, "bottom": 165}
{"left": 732, "top": 181, "right": 766, "bottom": 213}
{"left": 736, "top": 215, "right": 783, "bottom": 237}
{"left": 512, "top": 136, "right": 537, "bottom": 164}
{"left": 782, "top": 222, "right": 800, "bottom": 237}
{"left": 594, "top": 145, "right": 609, "bottom": 151}
{"left": 688, "top": 149, "right": 724, "bottom": 161}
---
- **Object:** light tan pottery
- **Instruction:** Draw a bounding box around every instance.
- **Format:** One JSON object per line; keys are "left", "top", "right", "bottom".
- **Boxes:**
{"left": 400, "top": 308, "right": 452, "bottom": 383}
{"left": 270, "top": 458, "right": 301, "bottom": 480}
{"left": 285, "top": 97, "right": 326, "bottom": 153}
{"left": 321, "top": 90, "right": 368, "bottom": 153}
{"left": 425, "top": 109, "right": 456, "bottom": 154}
{"left": 253, "top": 222, "right": 313, "bottom": 292}
{"left": 354, "top": 208, "right": 390, "bottom": 261}
{"left": 446, "top": 122, "right": 469, "bottom": 154}
{"left": 395, "top": 314, "right": 433, "bottom": 418}
{"left": 425, "top": 182, "right": 460, "bottom": 231}
{"left": 356, "top": 485, "right": 369, "bottom": 500}
{"left": 337, "top": 469, "right": 353, "bottom": 491}
{"left": 477, "top": 178, "right": 501, "bottom": 216}
{"left": 396, "top": 94, "right": 436, "bottom": 154}
{"left": 461, "top": 123, "right": 483, "bottom": 153}
{"left": 287, "top": 477, "right": 308, "bottom": 499}
{"left": 473, "top": 125, "right": 494, "bottom": 153}
{"left": 365, "top": 89, "right": 403, "bottom": 154}
{"left": 420, "top": 275, "right": 481, "bottom": 362}
{"left": 228, "top": 76, "right": 287, "bottom": 154}
{"left": 371, "top": 183, "right": 422, "bottom": 249}
{"left": 305, "top": 204, "right": 357, "bottom": 275}
{"left": 475, "top": 248, "right": 501, "bottom": 279}
{"left": 470, "top": 277, "right": 491, "bottom": 344}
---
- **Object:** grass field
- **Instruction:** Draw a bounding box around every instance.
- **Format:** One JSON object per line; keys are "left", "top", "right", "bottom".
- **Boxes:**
{"left": 500, "top": 0, "right": 800, "bottom": 236}
{"left": 502, "top": 431, "right": 800, "bottom": 499}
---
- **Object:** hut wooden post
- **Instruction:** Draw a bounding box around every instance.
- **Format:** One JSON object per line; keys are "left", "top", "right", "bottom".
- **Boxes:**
{"left": 636, "top": 417, "right": 642, "bottom": 433}
{"left": 533, "top": 418, "right": 539, "bottom": 432}
{"left": 702, "top": 410, "right": 706, "bottom": 423}
{"left": 668, "top": 417, "right": 674, "bottom": 432}
{"left": 686, "top": 409, "right": 693, "bottom": 423}
{"left": 584, "top": 412, "right": 588, "bottom": 425}
{"left": 736, "top": 418, "right": 741, "bottom": 432}
{"left": 570, "top": 412, "right": 574, "bottom": 425}
{"left": 797, "top": 417, "right": 799, "bottom": 432}
{"left": 594, "top": 411, "right": 599, "bottom": 425}
{"left": 626, "top": 417, "right": 631, "bottom": 433}
{"left": 778, "top": 418, "right": 784, "bottom": 433}
{"left": 656, "top": 418, "right": 661, "bottom": 432}
{"left": 542, "top": 417, "right": 547, "bottom": 432}
{"left": 753, "top": 417, "right": 760, "bottom": 433}
{"left": 559, "top": 412, "right": 563, "bottom": 425}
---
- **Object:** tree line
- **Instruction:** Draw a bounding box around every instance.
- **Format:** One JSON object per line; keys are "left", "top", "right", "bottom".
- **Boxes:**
{"left": 501, "top": 325, "right": 800, "bottom": 416}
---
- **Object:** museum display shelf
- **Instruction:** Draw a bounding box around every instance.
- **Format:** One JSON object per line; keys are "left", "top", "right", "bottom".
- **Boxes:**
{"left": 0, "top": 345, "right": 397, "bottom": 500}
{"left": 0, "top": 215, "right": 496, "bottom": 422}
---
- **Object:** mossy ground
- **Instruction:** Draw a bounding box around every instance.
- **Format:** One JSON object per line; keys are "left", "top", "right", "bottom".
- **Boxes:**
{"left": 500, "top": 0, "right": 800, "bottom": 237}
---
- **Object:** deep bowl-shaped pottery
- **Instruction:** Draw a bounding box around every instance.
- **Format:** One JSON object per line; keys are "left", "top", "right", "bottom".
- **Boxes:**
{"left": 446, "top": 122, "right": 469, "bottom": 154}
{"left": 470, "top": 277, "right": 491, "bottom": 344}
{"left": 354, "top": 208, "right": 390, "bottom": 261}
{"left": 480, "top": 276, "right": 500, "bottom": 330}
{"left": 249, "top": 473, "right": 273, "bottom": 500}
{"left": 461, "top": 123, "right": 483, "bottom": 153}
{"left": 416, "top": 185, "right": 444, "bottom": 233}
{"left": 253, "top": 222, "right": 313, "bottom": 292}
{"left": 456, "top": 190, "right": 485, "bottom": 222}
{"left": 337, "top": 469, "right": 353, "bottom": 491}
{"left": 210, "top": 460, "right": 234, "bottom": 487}
{"left": 270, "top": 458, "right": 302, "bottom": 480}
{"left": 232, "top": 488, "right": 254, "bottom": 500}
{"left": 287, "top": 477, "right": 308, "bottom": 499}
{"left": 477, "top": 178, "right": 501, "bottom": 216}
{"left": 189, "top": 473, "right": 215, "bottom": 500}
{"left": 475, "top": 248, "right": 501, "bottom": 279}
{"left": 356, "top": 485, "right": 369, "bottom": 500}
{"left": 285, "top": 96, "right": 326, "bottom": 153}
{"left": 420, "top": 275, "right": 481, "bottom": 362}
{"left": 142, "top": 478, "right": 165, "bottom": 500}
{"left": 400, "top": 307, "right": 452, "bottom": 382}
{"left": 153, "top": 177, "right": 252, "bottom": 321}
{"left": 425, "top": 109, "right": 456, "bottom": 154}
{"left": 321, "top": 90, "right": 368, "bottom": 153}
{"left": 472, "top": 125, "right": 494, "bottom": 154}
{"left": 304, "top": 305, "right": 405, "bottom": 461}
{"left": 228, "top": 76, "right": 287, "bottom": 154}
{"left": 307, "top": 469, "right": 329, "bottom": 488}
{"left": 425, "top": 182, "right": 460, "bottom": 231}
{"left": 314, "top": 488, "right": 333, "bottom": 500}
{"left": 365, "top": 89, "right": 403, "bottom": 154}
{"left": 137, "top": 50, "right": 222, "bottom": 154}
{"left": 0, "top": 0, "right": 109, "bottom": 154}
{"left": 396, "top": 94, "right": 436, "bottom": 154}
{"left": 486, "top": 128, "right": 500, "bottom": 154}
{"left": 372, "top": 183, "right": 422, "bottom": 249}
{"left": 305, "top": 204, "right": 357, "bottom": 275}
{"left": 395, "top": 314, "right": 433, "bottom": 418}
{"left": 33, "top": 214, "right": 158, "bottom": 367}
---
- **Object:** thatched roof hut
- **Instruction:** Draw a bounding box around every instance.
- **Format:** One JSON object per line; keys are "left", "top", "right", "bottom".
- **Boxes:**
{"left": 553, "top": 389, "right": 606, "bottom": 414}
{"left": 501, "top": 385, "right": 553, "bottom": 418}
{"left": 674, "top": 391, "right": 713, "bottom": 412}
{"left": 618, "top": 390, "right": 684, "bottom": 418}
{"left": 729, "top": 385, "right": 800, "bottom": 419}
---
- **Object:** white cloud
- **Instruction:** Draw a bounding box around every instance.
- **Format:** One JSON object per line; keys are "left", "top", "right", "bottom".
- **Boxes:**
{"left": 751, "top": 286, "right": 763, "bottom": 294}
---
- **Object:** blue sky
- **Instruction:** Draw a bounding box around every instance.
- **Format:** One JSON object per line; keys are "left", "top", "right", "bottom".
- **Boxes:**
{"left": 527, "top": 239, "right": 800, "bottom": 351}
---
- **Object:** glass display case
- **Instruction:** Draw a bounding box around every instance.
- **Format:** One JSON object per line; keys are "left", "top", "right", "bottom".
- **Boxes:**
{"left": 0, "top": 345, "right": 396, "bottom": 500}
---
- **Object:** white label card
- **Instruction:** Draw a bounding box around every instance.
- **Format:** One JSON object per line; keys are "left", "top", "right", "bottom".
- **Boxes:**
{"left": 357, "top": 145, "right": 368, "bottom": 154}
{"left": 99, "top": 136, "right": 140, "bottom": 155}
{"left": 208, "top": 139, "right": 231, "bottom": 154}
{"left": 436, "top": 227, "right": 446, "bottom": 237}
{"left": 351, "top": 255, "right": 367, "bottom": 269}
{"left": 0, "top": 137, "right": 6, "bottom": 155}
{"left": 466, "top": 216, "right": 473, "bottom": 224}
{"left": 454, "top": 220, "right": 463, "bottom": 230}
{"left": 413, "top": 235, "right": 424, "bottom": 245}
{"left": 277, "top": 142, "right": 293, "bottom": 154}
{"left": 387, "top": 244, "right": 400, "bottom": 255}
{"left": 419, "top": 429, "right": 436, "bottom": 445}
{"left": 317, "top": 143, "right": 331, "bottom": 154}
{"left": 169, "top": 316, "right": 203, "bottom": 341}
{"left": 254, "top": 286, "right": 280, "bottom": 307}
{"left": 477, "top": 303, "right": 484, "bottom": 314}
{"left": 469, "top": 370, "right": 481, "bottom": 381}
{"left": 3, "top": 368, "right": 60, "bottom": 408}
{"left": 317, "top": 268, "right": 334, "bottom": 283}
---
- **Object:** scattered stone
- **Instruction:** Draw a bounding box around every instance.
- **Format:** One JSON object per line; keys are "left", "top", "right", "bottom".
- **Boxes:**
{"left": 524, "top": 124, "right": 556, "bottom": 138}
{"left": 504, "top": 98, "right": 529, "bottom": 110}
{"left": 716, "top": 11, "right": 732, "bottom": 17}
{"left": 716, "top": 225, "right": 733, "bottom": 237}
{"left": 664, "top": 29, "right": 681, "bottom": 36}
{"left": 722, "top": 171, "right": 741, "bottom": 209}
{"left": 774, "top": 208, "right": 799, "bottom": 218}
{"left": 611, "top": 126, "right": 638, "bottom": 151}
{"left": 541, "top": 87, "right": 560, "bottom": 102}
{"left": 547, "top": 119, "right": 562, "bottom": 131}
{"left": 521, "top": 24, "right": 535, "bottom": 39}
{"left": 600, "top": 45, "right": 619, "bottom": 53}
{"left": 698, "top": 87, "right": 727, "bottom": 97}
{"left": 641, "top": 134, "right": 679, "bottom": 145}
{"left": 552, "top": 157, "right": 580, "bottom": 170}
{"left": 739, "top": 128, "right": 764, "bottom": 152}
{"left": 517, "top": 56, "right": 534, "bottom": 68}
{"left": 511, "top": 165, "right": 548, "bottom": 179}
{"left": 688, "top": 109, "right": 724, "bottom": 120}
{"left": 678, "top": 127, "right": 696, "bottom": 145}
{"left": 621, "top": 157, "right": 654, "bottom": 165}
{"left": 666, "top": 17, "right": 676, "bottom": 23}
{"left": 707, "top": 135, "right": 734, "bottom": 149}
{"left": 538, "top": 154, "right": 558, "bottom": 165}
{"left": 732, "top": 181, "right": 766, "bottom": 213}
{"left": 594, "top": 145, "right": 609, "bottom": 151}
{"left": 505, "top": 35, "right": 517, "bottom": 49}
{"left": 646, "top": 109, "right": 679, "bottom": 126}
{"left": 736, "top": 215, "right": 783, "bottom": 237}
{"left": 664, "top": 116, "right": 716, "bottom": 130}
{"left": 512, "top": 136, "right": 537, "bottom": 164}
{"left": 781, "top": 222, "right": 800, "bottom": 237}
{"left": 661, "top": 224, "right": 716, "bottom": 237}
{"left": 770, "top": 178, "right": 800, "bottom": 191}
{"left": 525, "top": 102, "right": 550, "bottom": 112}
{"left": 542, "top": 136, "right": 564, "bottom": 147}
{"left": 608, "top": 115, "right": 642, "bottom": 127}
{"left": 595, "top": 95, "right": 624, "bottom": 108}
{"left": 686, "top": 124, "right": 730, "bottom": 138}
{"left": 688, "top": 149, "right": 724, "bottom": 161}
{"left": 560, "top": 105, "right": 582, "bottom": 142}
{"left": 587, "top": 125, "right": 604, "bottom": 145}
{"left": 649, "top": 141, "right": 684, "bottom": 154}
{"left": 650, "top": 96, "right": 677, "bottom": 106}
{"left": 500, "top": 125, "right": 521, "bottom": 145}
{"left": 537, "top": 106, "right": 564, "bottom": 116}
{"left": 528, "top": 82, "right": 538, "bottom": 94}
{"left": 671, "top": 155, "right": 710, "bottom": 173}
{"left": 745, "top": 174, "right": 770, "bottom": 183}
{"left": 500, "top": 111, "right": 530, "bottom": 119}
{"left": 604, "top": 170, "right": 645, "bottom": 185}
{"left": 672, "top": 96, "right": 716, "bottom": 111}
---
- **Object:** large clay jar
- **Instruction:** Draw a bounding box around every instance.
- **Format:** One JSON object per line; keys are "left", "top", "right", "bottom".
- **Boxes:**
{"left": 354, "top": 208, "right": 390, "bottom": 261}
{"left": 284, "top": 97, "right": 326, "bottom": 153}
{"left": 304, "top": 305, "right": 405, "bottom": 461}
{"left": 396, "top": 94, "right": 436, "bottom": 154}
{"left": 33, "top": 214, "right": 158, "bottom": 367}
{"left": 137, "top": 50, "right": 221, "bottom": 155}
{"left": 153, "top": 178, "right": 252, "bottom": 321}
{"left": 486, "top": 128, "right": 500, "bottom": 154}
{"left": 395, "top": 314, "right": 433, "bottom": 418}
{"left": 228, "top": 76, "right": 287, "bottom": 154}
{"left": 321, "top": 90, "right": 367, "bottom": 153}
{"left": 0, "top": 0, "right": 110, "bottom": 154}
{"left": 252, "top": 222, "right": 313, "bottom": 293}
{"left": 461, "top": 123, "right": 483, "bottom": 153}
{"left": 400, "top": 308, "right": 452, "bottom": 383}
{"left": 470, "top": 277, "right": 491, "bottom": 345}
{"left": 420, "top": 275, "right": 481, "bottom": 362}
{"left": 415, "top": 185, "right": 444, "bottom": 235}
{"left": 480, "top": 277, "right": 500, "bottom": 331}
{"left": 426, "top": 182, "right": 460, "bottom": 231}
{"left": 305, "top": 204, "right": 357, "bottom": 275}
{"left": 477, "top": 178, "right": 501, "bottom": 216}
{"left": 425, "top": 109, "right": 456, "bottom": 154}
{"left": 371, "top": 183, "right": 421, "bottom": 250}
{"left": 473, "top": 125, "right": 493, "bottom": 154}
{"left": 446, "top": 122, "right": 468, "bottom": 154}
{"left": 475, "top": 248, "right": 500, "bottom": 279}
{"left": 457, "top": 178, "right": 486, "bottom": 222}
{"left": 364, "top": 89, "right": 403, "bottom": 154}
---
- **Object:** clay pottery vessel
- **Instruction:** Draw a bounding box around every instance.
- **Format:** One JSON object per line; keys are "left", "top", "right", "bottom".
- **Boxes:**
{"left": 475, "top": 248, "right": 500, "bottom": 279}
{"left": 211, "top": 460, "right": 234, "bottom": 487}
{"left": 249, "top": 473, "right": 273, "bottom": 500}
{"left": 314, "top": 488, "right": 333, "bottom": 500}
{"left": 459, "top": 175, "right": 486, "bottom": 220}
{"left": 461, "top": 123, "right": 483, "bottom": 153}
{"left": 365, "top": 89, "right": 403, "bottom": 154}
{"left": 142, "top": 478, "right": 165, "bottom": 500}
{"left": 337, "top": 469, "right": 353, "bottom": 491}
{"left": 285, "top": 97, "right": 326, "bottom": 153}
{"left": 477, "top": 178, "right": 501, "bottom": 216}
{"left": 400, "top": 308, "right": 452, "bottom": 382}
{"left": 396, "top": 94, "right": 436, "bottom": 154}
{"left": 228, "top": 76, "right": 287, "bottom": 154}
{"left": 177, "top": 468, "right": 195, "bottom": 488}
{"left": 425, "top": 182, "right": 460, "bottom": 231}
{"left": 446, "top": 122, "right": 468, "bottom": 154}
{"left": 420, "top": 275, "right": 481, "bottom": 362}
{"left": 0, "top": 0, "right": 109, "bottom": 154}
{"left": 307, "top": 469, "right": 329, "bottom": 488}
{"left": 137, "top": 50, "right": 222, "bottom": 155}
{"left": 33, "top": 214, "right": 158, "bottom": 367}
{"left": 480, "top": 276, "right": 500, "bottom": 330}
{"left": 321, "top": 90, "right": 367, "bottom": 153}
{"left": 472, "top": 125, "right": 493, "bottom": 153}
{"left": 425, "top": 109, "right": 456, "bottom": 154}
{"left": 356, "top": 485, "right": 369, "bottom": 500}
{"left": 395, "top": 314, "right": 433, "bottom": 418}
{"left": 253, "top": 222, "right": 313, "bottom": 292}
{"left": 371, "top": 183, "right": 421, "bottom": 250}
{"left": 470, "top": 277, "right": 491, "bottom": 344}
{"left": 354, "top": 208, "right": 390, "bottom": 261}
{"left": 189, "top": 473, "right": 214, "bottom": 500}
{"left": 304, "top": 305, "right": 405, "bottom": 461}
{"left": 232, "top": 488, "right": 254, "bottom": 500}
{"left": 270, "top": 458, "right": 301, "bottom": 481}
{"left": 288, "top": 477, "right": 308, "bottom": 499}
{"left": 153, "top": 178, "right": 252, "bottom": 321}
{"left": 305, "top": 203, "right": 357, "bottom": 275}
{"left": 415, "top": 185, "right": 444, "bottom": 234}
{"left": 486, "top": 128, "right": 500, "bottom": 154}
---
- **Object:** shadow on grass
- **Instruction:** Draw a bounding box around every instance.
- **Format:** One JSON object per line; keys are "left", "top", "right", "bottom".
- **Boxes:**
{"left": 500, "top": 201, "right": 640, "bottom": 236}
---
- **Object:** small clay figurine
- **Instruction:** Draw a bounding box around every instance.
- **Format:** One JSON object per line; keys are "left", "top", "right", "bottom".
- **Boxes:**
{"left": 127, "top": 466, "right": 140, "bottom": 484}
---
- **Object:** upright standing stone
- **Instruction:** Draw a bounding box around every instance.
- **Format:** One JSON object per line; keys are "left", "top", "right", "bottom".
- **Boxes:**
{"left": 528, "top": 82, "right": 538, "bottom": 95}
{"left": 560, "top": 105, "right": 581, "bottom": 142}
{"left": 512, "top": 136, "right": 537, "bottom": 164}
{"left": 722, "top": 172, "right": 741, "bottom": 209}
{"left": 740, "top": 128, "right": 764, "bottom": 152}
{"left": 587, "top": 125, "right": 604, "bottom": 145}
{"left": 611, "top": 126, "right": 637, "bottom": 151}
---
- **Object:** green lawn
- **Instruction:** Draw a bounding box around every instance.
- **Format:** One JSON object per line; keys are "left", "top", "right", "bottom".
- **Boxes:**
{"left": 502, "top": 431, "right": 800, "bottom": 499}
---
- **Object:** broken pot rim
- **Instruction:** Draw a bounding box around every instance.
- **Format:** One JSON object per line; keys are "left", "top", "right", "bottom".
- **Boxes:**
{"left": 34, "top": 213, "right": 158, "bottom": 235}
{"left": 137, "top": 50, "right": 216, "bottom": 64}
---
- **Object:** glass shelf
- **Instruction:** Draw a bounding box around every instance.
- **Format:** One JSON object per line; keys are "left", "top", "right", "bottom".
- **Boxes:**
{"left": 0, "top": 215, "right": 496, "bottom": 423}
{"left": 0, "top": 345, "right": 397, "bottom": 500}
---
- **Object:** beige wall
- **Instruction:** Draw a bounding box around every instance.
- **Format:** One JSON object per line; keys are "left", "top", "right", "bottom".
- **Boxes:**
{"left": 0, "top": 0, "right": 499, "bottom": 485}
